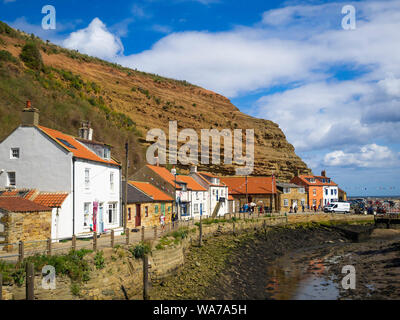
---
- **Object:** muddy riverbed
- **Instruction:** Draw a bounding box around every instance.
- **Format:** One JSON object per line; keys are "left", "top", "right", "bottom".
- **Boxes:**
{"left": 150, "top": 223, "right": 400, "bottom": 300}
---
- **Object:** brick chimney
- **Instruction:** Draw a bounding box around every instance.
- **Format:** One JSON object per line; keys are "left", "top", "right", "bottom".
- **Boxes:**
{"left": 321, "top": 170, "right": 326, "bottom": 177}
{"left": 22, "top": 100, "right": 39, "bottom": 126}
{"left": 79, "top": 121, "right": 93, "bottom": 141}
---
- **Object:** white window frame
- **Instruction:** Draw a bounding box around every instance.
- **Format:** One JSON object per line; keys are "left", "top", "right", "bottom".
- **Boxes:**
{"left": 10, "top": 148, "right": 20, "bottom": 159}
{"left": 7, "top": 172, "right": 16, "bottom": 187}
{"left": 84, "top": 202, "right": 91, "bottom": 228}
{"left": 284, "top": 199, "right": 289, "bottom": 207}
{"left": 108, "top": 202, "right": 117, "bottom": 224}
{"left": 84, "top": 168, "right": 90, "bottom": 190}
{"left": 313, "top": 189, "right": 317, "bottom": 196}
{"left": 283, "top": 188, "right": 290, "bottom": 194}
{"left": 299, "top": 188, "right": 305, "bottom": 194}
{"left": 194, "top": 203, "right": 199, "bottom": 213}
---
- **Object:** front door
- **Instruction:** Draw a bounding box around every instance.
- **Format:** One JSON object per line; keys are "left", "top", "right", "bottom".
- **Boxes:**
{"left": 99, "top": 203, "right": 104, "bottom": 233}
{"left": 135, "top": 204, "right": 141, "bottom": 227}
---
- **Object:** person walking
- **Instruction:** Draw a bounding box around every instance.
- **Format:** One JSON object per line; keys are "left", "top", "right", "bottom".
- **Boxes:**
{"left": 160, "top": 214, "right": 166, "bottom": 232}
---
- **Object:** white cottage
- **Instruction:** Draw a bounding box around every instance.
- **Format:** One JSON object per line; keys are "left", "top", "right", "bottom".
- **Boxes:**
{"left": 0, "top": 102, "right": 123, "bottom": 237}
{"left": 189, "top": 167, "right": 229, "bottom": 217}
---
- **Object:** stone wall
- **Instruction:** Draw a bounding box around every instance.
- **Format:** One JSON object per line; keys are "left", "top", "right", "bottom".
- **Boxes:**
{"left": 0, "top": 209, "right": 52, "bottom": 251}
{"left": 127, "top": 202, "right": 173, "bottom": 229}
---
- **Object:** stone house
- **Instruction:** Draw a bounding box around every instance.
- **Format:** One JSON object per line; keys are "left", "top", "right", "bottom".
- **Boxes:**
{"left": 276, "top": 182, "right": 307, "bottom": 213}
{"left": 131, "top": 165, "right": 190, "bottom": 219}
{"left": 0, "top": 102, "right": 122, "bottom": 237}
{"left": 339, "top": 188, "right": 348, "bottom": 202}
{"left": 0, "top": 189, "right": 71, "bottom": 242}
{"left": 0, "top": 197, "right": 52, "bottom": 251}
{"left": 123, "top": 181, "right": 173, "bottom": 229}
{"left": 220, "top": 176, "right": 278, "bottom": 212}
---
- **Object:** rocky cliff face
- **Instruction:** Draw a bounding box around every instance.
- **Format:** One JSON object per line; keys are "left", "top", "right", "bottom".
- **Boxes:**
{"left": 0, "top": 23, "right": 310, "bottom": 181}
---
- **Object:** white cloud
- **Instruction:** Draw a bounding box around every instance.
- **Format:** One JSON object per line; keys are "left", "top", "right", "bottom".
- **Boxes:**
{"left": 63, "top": 18, "right": 124, "bottom": 60}
{"left": 324, "top": 144, "right": 400, "bottom": 168}
{"left": 57, "top": 1, "right": 400, "bottom": 163}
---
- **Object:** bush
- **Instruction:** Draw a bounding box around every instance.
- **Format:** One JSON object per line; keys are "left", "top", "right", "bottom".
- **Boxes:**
{"left": 20, "top": 42, "right": 43, "bottom": 71}
{"left": 0, "top": 50, "right": 18, "bottom": 64}
{"left": 94, "top": 251, "right": 105, "bottom": 270}
{"left": 129, "top": 242, "right": 151, "bottom": 259}
{"left": 70, "top": 283, "right": 81, "bottom": 296}
{"left": 24, "top": 249, "right": 92, "bottom": 283}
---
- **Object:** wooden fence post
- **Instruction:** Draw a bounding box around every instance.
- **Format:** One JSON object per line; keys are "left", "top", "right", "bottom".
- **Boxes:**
{"left": 233, "top": 221, "right": 236, "bottom": 236}
{"left": 93, "top": 232, "right": 97, "bottom": 251}
{"left": 199, "top": 215, "right": 203, "bottom": 247}
{"left": 111, "top": 230, "right": 115, "bottom": 248}
{"left": 18, "top": 241, "right": 24, "bottom": 263}
{"left": 26, "top": 263, "right": 34, "bottom": 300}
{"left": 126, "top": 228, "right": 130, "bottom": 245}
{"left": 153, "top": 226, "right": 157, "bottom": 239}
{"left": 0, "top": 273, "right": 2, "bottom": 301}
{"left": 141, "top": 226, "right": 145, "bottom": 242}
{"left": 72, "top": 235, "right": 76, "bottom": 251}
{"left": 47, "top": 238, "right": 52, "bottom": 256}
{"left": 143, "top": 254, "right": 149, "bottom": 300}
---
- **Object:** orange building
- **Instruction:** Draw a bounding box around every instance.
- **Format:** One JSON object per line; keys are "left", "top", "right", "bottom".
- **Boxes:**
{"left": 291, "top": 173, "right": 338, "bottom": 210}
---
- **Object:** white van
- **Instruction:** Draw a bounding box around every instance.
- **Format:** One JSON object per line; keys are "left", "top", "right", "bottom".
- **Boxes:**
{"left": 324, "top": 202, "right": 350, "bottom": 214}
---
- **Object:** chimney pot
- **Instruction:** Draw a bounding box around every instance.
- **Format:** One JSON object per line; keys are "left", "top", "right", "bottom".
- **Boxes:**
{"left": 26, "top": 100, "right": 31, "bottom": 108}
{"left": 321, "top": 170, "right": 326, "bottom": 177}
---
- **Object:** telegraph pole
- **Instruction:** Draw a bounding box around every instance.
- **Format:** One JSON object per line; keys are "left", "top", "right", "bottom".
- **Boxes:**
{"left": 124, "top": 141, "right": 129, "bottom": 229}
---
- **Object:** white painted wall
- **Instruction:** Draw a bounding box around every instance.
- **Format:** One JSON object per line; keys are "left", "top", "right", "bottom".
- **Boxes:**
{"left": 209, "top": 186, "right": 229, "bottom": 216}
{"left": 73, "top": 160, "right": 121, "bottom": 235}
{"left": 51, "top": 194, "right": 73, "bottom": 241}
{"left": 323, "top": 186, "right": 339, "bottom": 206}
{"left": 190, "top": 190, "right": 209, "bottom": 219}
{"left": 0, "top": 126, "right": 72, "bottom": 192}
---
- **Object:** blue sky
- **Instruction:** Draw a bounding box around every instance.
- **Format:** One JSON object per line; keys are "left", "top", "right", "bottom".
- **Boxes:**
{"left": 1, "top": 0, "right": 399, "bottom": 196}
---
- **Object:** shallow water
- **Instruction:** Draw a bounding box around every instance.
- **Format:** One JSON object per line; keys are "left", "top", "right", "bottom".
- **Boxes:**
{"left": 266, "top": 255, "right": 341, "bottom": 300}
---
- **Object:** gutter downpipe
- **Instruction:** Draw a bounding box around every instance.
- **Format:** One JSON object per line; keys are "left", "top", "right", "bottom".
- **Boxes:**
{"left": 72, "top": 157, "right": 76, "bottom": 236}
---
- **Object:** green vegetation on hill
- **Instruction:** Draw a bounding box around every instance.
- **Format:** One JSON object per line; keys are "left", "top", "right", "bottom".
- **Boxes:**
{"left": 0, "top": 25, "right": 146, "bottom": 168}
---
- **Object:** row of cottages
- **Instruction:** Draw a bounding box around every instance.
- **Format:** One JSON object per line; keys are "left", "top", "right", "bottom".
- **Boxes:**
{"left": 291, "top": 170, "right": 339, "bottom": 209}
{"left": 220, "top": 176, "right": 278, "bottom": 212}
{"left": 0, "top": 103, "right": 123, "bottom": 240}
{"left": 132, "top": 164, "right": 227, "bottom": 219}
{"left": 123, "top": 181, "right": 173, "bottom": 229}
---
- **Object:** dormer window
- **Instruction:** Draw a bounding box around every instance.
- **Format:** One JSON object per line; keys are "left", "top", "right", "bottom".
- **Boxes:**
{"left": 104, "top": 147, "right": 111, "bottom": 160}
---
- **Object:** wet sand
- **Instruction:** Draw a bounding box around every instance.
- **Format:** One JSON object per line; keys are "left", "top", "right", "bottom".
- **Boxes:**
{"left": 151, "top": 224, "right": 400, "bottom": 300}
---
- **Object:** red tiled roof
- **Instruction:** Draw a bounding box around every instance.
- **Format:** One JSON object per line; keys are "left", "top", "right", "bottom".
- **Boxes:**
{"left": 228, "top": 195, "right": 234, "bottom": 201}
{"left": 296, "top": 175, "right": 338, "bottom": 187}
{"left": 129, "top": 181, "right": 173, "bottom": 201}
{"left": 221, "top": 177, "right": 277, "bottom": 195}
{"left": 146, "top": 165, "right": 183, "bottom": 189}
{"left": 0, "top": 197, "right": 51, "bottom": 212}
{"left": 177, "top": 176, "right": 207, "bottom": 191}
{"left": 37, "top": 126, "right": 119, "bottom": 166}
{"left": 33, "top": 193, "right": 69, "bottom": 208}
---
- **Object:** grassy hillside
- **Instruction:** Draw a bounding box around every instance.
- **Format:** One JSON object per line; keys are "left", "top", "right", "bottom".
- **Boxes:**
{"left": 0, "top": 21, "right": 311, "bottom": 179}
